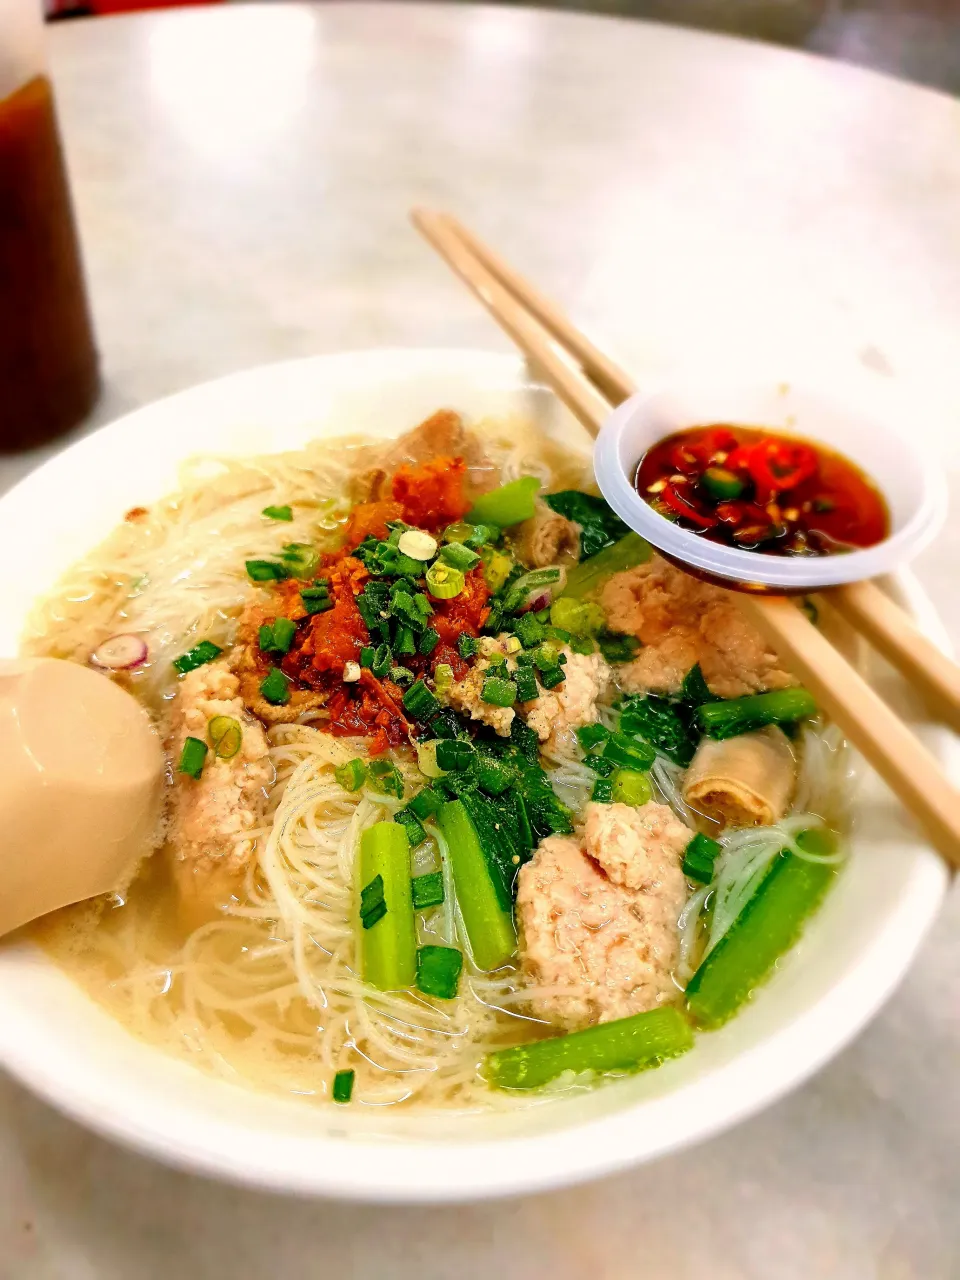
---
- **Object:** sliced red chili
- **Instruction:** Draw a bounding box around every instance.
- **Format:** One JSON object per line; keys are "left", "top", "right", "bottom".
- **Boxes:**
{"left": 660, "top": 481, "right": 718, "bottom": 529}
{"left": 748, "top": 439, "right": 818, "bottom": 504}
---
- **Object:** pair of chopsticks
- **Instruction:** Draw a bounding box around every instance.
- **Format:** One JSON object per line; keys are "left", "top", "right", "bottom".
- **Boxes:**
{"left": 411, "top": 208, "right": 960, "bottom": 872}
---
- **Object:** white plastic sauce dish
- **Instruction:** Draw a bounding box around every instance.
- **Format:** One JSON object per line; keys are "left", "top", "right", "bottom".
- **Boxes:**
{"left": 593, "top": 371, "right": 948, "bottom": 589}
{"left": 0, "top": 351, "right": 950, "bottom": 1202}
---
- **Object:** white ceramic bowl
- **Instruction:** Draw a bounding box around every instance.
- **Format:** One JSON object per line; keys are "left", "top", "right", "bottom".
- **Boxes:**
{"left": 594, "top": 371, "right": 947, "bottom": 589}
{"left": 0, "top": 350, "right": 950, "bottom": 1202}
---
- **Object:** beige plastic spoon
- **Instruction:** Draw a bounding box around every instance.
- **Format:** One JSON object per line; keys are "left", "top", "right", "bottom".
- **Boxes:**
{"left": 0, "top": 657, "right": 165, "bottom": 937}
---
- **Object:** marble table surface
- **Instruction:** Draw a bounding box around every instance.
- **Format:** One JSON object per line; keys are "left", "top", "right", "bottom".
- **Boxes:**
{"left": 3, "top": 5, "right": 959, "bottom": 1275}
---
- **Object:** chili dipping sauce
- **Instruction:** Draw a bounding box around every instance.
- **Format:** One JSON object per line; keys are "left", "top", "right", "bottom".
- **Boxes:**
{"left": 635, "top": 425, "right": 889, "bottom": 556}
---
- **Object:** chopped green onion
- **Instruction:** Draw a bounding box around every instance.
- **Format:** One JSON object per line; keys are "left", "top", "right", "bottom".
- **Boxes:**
{"left": 395, "top": 625, "right": 416, "bottom": 657}
{"left": 371, "top": 644, "right": 392, "bottom": 679}
{"left": 207, "top": 715, "right": 242, "bottom": 760}
{"left": 281, "top": 542, "right": 320, "bottom": 579}
{"left": 434, "top": 663, "right": 454, "bottom": 697}
{"left": 245, "top": 559, "right": 289, "bottom": 583}
{"left": 391, "top": 588, "right": 426, "bottom": 632}
{"left": 514, "top": 666, "right": 538, "bottom": 703}
{"left": 358, "top": 823, "right": 416, "bottom": 990}
{"left": 360, "top": 645, "right": 376, "bottom": 668}
{"left": 403, "top": 679, "right": 441, "bottom": 721}
{"left": 414, "top": 592, "right": 433, "bottom": 620}
{"left": 697, "top": 688, "right": 818, "bottom": 740}
{"left": 481, "top": 676, "right": 517, "bottom": 708}
{"left": 172, "top": 640, "right": 223, "bottom": 675}
{"left": 259, "top": 616, "right": 297, "bottom": 655}
{"left": 439, "top": 541, "right": 481, "bottom": 572}
{"left": 395, "top": 806, "right": 427, "bottom": 848}
{"left": 485, "top": 1006, "right": 694, "bottom": 1090}
{"left": 262, "top": 504, "right": 293, "bottom": 521}
{"left": 457, "top": 634, "right": 480, "bottom": 660}
{"left": 591, "top": 777, "right": 614, "bottom": 803}
{"left": 682, "top": 832, "right": 722, "bottom": 884}
{"left": 538, "top": 666, "right": 566, "bottom": 691}
{"left": 411, "top": 871, "right": 445, "bottom": 910}
{"left": 418, "top": 627, "right": 440, "bottom": 656}
{"left": 429, "top": 709, "right": 460, "bottom": 739}
{"left": 409, "top": 787, "right": 442, "bottom": 820}
{"left": 685, "top": 851, "right": 835, "bottom": 1028}
{"left": 390, "top": 665, "right": 414, "bottom": 685}
{"left": 332, "top": 1069, "right": 355, "bottom": 1103}
{"left": 259, "top": 667, "right": 292, "bottom": 706}
{"left": 602, "top": 731, "right": 656, "bottom": 771}
{"left": 466, "top": 476, "right": 541, "bottom": 527}
{"left": 514, "top": 613, "right": 545, "bottom": 649}
{"left": 359, "top": 872, "right": 387, "bottom": 930}
{"left": 415, "top": 945, "right": 463, "bottom": 1000}
{"left": 335, "top": 758, "right": 367, "bottom": 792}
{"left": 437, "top": 800, "right": 517, "bottom": 971}
{"left": 502, "top": 567, "right": 563, "bottom": 614}
{"left": 561, "top": 532, "right": 651, "bottom": 599}
{"left": 416, "top": 740, "right": 445, "bottom": 778}
{"left": 611, "top": 769, "right": 653, "bottom": 807}
{"left": 369, "top": 758, "right": 404, "bottom": 799}
{"left": 425, "top": 562, "right": 466, "bottom": 600}
{"left": 584, "top": 752, "right": 616, "bottom": 778}
{"left": 177, "top": 736, "right": 208, "bottom": 780}
{"left": 576, "top": 723, "right": 610, "bottom": 751}
{"left": 300, "top": 583, "right": 332, "bottom": 616}
{"left": 436, "top": 739, "right": 475, "bottom": 771}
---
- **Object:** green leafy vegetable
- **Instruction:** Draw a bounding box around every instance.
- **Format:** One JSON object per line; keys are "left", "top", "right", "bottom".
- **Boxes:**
{"left": 262, "top": 504, "right": 293, "bottom": 521}
{"left": 415, "top": 945, "right": 463, "bottom": 1000}
{"left": 543, "top": 490, "right": 629, "bottom": 560}
{"left": 619, "top": 694, "right": 698, "bottom": 767}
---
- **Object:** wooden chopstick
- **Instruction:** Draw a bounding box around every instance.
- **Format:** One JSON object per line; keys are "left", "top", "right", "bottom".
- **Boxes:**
{"left": 411, "top": 206, "right": 960, "bottom": 870}
{"left": 419, "top": 210, "right": 960, "bottom": 736}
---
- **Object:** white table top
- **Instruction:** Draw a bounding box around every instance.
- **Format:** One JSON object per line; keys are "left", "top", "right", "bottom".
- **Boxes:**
{"left": 3, "top": 5, "right": 959, "bottom": 1275}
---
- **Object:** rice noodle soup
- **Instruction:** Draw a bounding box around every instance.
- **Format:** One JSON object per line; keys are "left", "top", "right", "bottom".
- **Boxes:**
{"left": 27, "top": 410, "right": 851, "bottom": 1109}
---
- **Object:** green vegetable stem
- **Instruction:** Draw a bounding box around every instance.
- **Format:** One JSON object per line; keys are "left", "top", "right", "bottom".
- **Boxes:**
{"left": 697, "top": 688, "right": 817, "bottom": 740}
{"left": 685, "top": 849, "right": 835, "bottom": 1028}
{"left": 484, "top": 1006, "right": 694, "bottom": 1090}
{"left": 357, "top": 822, "right": 417, "bottom": 991}
{"left": 436, "top": 800, "right": 517, "bottom": 971}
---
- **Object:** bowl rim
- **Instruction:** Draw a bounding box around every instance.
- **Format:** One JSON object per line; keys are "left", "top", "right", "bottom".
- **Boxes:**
{"left": 0, "top": 349, "right": 949, "bottom": 1203}
{"left": 594, "top": 381, "right": 948, "bottom": 589}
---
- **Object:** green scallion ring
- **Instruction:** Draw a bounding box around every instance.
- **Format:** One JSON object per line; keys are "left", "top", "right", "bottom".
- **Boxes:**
{"left": 425, "top": 562, "right": 466, "bottom": 600}
{"left": 207, "top": 715, "right": 243, "bottom": 760}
